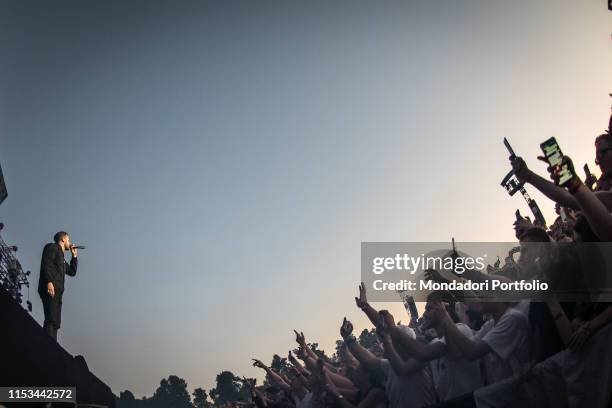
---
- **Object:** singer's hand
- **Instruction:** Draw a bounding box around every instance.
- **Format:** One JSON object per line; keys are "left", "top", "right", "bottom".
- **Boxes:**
{"left": 70, "top": 246, "right": 78, "bottom": 258}
{"left": 47, "top": 282, "right": 55, "bottom": 298}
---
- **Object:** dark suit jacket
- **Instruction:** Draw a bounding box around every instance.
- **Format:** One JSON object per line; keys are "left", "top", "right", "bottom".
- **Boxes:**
{"left": 38, "top": 243, "right": 77, "bottom": 295}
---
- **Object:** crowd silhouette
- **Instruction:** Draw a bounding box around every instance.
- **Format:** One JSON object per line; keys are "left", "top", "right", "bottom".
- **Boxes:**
{"left": 237, "top": 105, "right": 612, "bottom": 408}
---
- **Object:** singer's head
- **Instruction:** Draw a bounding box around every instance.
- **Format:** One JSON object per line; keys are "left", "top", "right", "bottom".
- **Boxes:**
{"left": 53, "top": 231, "right": 71, "bottom": 251}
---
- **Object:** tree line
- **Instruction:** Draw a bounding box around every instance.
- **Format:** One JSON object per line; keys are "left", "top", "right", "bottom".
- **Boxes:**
{"left": 116, "top": 331, "right": 378, "bottom": 408}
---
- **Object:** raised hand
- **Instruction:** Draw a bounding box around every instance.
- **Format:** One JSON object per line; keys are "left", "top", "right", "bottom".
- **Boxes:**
{"left": 355, "top": 282, "right": 368, "bottom": 309}
{"left": 252, "top": 359, "right": 266, "bottom": 369}
{"left": 294, "top": 330, "right": 306, "bottom": 347}
{"left": 584, "top": 168, "right": 598, "bottom": 191}
{"left": 340, "top": 317, "right": 354, "bottom": 339}
{"left": 288, "top": 350, "right": 297, "bottom": 364}
{"left": 510, "top": 156, "right": 532, "bottom": 182}
{"left": 537, "top": 155, "right": 580, "bottom": 191}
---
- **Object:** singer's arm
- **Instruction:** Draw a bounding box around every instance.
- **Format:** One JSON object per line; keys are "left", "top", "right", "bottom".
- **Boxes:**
{"left": 65, "top": 251, "right": 78, "bottom": 277}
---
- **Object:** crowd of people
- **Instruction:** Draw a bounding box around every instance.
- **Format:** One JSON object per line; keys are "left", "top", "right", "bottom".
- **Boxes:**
{"left": 236, "top": 107, "right": 612, "bottom": 408}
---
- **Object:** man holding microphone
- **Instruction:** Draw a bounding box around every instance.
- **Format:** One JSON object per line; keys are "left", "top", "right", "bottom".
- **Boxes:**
{"left": 38, "top": 231, "right": 78, "bottom": 341}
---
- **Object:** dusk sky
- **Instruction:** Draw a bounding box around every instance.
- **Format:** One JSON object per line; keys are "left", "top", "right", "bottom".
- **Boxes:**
{"left": 1, "top": 0, "right": 611, "bottom": 398}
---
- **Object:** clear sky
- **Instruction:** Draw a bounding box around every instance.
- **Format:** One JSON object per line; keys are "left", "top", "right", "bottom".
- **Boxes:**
{"left": 1, "top": 0, "right": 611, "bottom": 398}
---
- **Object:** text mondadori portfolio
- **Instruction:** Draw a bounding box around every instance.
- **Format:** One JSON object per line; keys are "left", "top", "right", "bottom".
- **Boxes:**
{"left": 372, "top": 279, "right": 549, "bottom": 292}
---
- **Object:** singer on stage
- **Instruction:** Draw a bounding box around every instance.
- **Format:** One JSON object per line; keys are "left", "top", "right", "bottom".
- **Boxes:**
{"left": 38, "top": 231, "right": 78, "bottom": 340}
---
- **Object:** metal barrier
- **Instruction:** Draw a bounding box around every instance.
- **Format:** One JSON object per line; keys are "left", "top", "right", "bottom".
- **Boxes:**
{"left": 0, "top": 223, "right": 31, "bottom": 311}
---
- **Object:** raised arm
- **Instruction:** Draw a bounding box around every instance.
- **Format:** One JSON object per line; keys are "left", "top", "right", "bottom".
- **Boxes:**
{"left": 65, "top": 247, "right": 78, "bottom": 277}
{"left": 324, "top": 372, "right": 385, "bottom": 408}
{"left": 294, "top": 330, "right": 337, "bottom": 373}
{"left": 434, "top": 304, "right": 491, "bottom": 361}
{"left": 355, "top": 283, "right": 381, "bottom": 327}
{"left": 340, "top": 318, "right": 383, "bottom": 375}
{"left": 288, "top": 350, "right": 310, "bottom": 376}
{"left": 323, "top": 366, "right": 357, "bottom": 390}
{"left": 386, "top": 323, "right": 446, "bottom": 363}
{"left": 571, "top": 182, "right": 612, "bottom": 241}
{"left": 379, "top": 329, "right": 424, "bottom": 376}
{"left": 288, "top": 351, "right": 310, "bottom": 376}
{"left": 307, "top": 355, "right": 356, "bottom": 393}
{"left": 252, "top": 359, "right": 290, "bottom": 393}
{"left": 294, "top": 330, "right": 320, "bottom": 362}
{"left": 328, "top": 389, "right": 386, "bottom": 408}
{"left": 545, "top": 155, "right": 612, "bottom": 240}
{"left": 511, "top": 156, "right": 580, "bottom": 209}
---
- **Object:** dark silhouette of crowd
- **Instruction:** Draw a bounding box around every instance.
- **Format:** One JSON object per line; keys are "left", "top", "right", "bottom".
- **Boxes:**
{"left": 238, "top": 104, "right": 612, "bottom": 408}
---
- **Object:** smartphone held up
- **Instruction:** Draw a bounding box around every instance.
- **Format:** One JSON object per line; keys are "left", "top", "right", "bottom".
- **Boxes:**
{"left": 539, "top": 137, "right": 575, "bottom": 187}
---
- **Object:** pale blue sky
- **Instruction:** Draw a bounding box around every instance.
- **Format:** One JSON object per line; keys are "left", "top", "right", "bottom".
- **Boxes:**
{"left": 1, "top": 0, "right": 611, "bottom": 398}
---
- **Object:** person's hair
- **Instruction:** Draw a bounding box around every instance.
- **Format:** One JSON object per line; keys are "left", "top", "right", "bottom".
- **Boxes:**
{"left": 520, "top": 227, "right": 551, "bottom": 243}
{"left": 53, "top": 231, "right": 68, "bottom": 243}
{"left": 595, "top": 133, "right": 612, "bottom": 148}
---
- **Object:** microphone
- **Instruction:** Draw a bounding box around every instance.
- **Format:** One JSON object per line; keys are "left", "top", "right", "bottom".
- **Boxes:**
{"left": 71, "top": 245, "right": 86, "bottom": 250}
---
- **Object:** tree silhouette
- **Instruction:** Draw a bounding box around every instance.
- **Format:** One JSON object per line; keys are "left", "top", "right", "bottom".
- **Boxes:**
{"left": 151, "top": 375, "right": 192, "bottom": 408}
{"left": 117, "top": 390, "right": 138, "bottom": 408}
{"left": 209, "top": 371, "right": 243, "bottom": 406}
{"left": 308, "top": 342, "right": 333, "bottom": 361}
{"left": 193, "top": 387, "right": 213, "bottom": 408}
{"left": 331, "top": 339, "right": 345, "bottom": 363}
{"left": 270, "top": 354, "right": 290, "bottom": 376}
{"left": 358, "top": 328, "right": 378, "bottom": 349}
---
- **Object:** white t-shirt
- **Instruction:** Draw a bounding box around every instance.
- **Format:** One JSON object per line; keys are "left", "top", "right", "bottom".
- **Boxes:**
{"left": 380, "top": 358, "right": 436, "bottom": 408}
{"left": 475, "top": 307, "right": 530, "bottom": 385}
{"left": 432, "top": 323, "right": 484, "bottom": 400}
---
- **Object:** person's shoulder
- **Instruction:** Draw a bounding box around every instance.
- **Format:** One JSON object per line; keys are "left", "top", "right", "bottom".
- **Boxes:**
{"left": 43, "top": 242, "right": 58, "bottom": 252}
